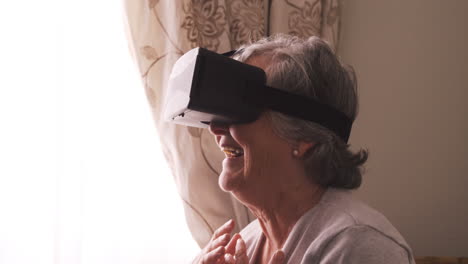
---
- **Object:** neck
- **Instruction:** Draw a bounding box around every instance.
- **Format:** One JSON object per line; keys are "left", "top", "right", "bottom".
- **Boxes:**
{"left": 245, "top": 183, "right": 326, "bottom": 253}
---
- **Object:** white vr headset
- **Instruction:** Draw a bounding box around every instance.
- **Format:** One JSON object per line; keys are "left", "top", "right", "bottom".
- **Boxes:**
{"left": 163, "top": 47, "right": 352, "bottom": 143}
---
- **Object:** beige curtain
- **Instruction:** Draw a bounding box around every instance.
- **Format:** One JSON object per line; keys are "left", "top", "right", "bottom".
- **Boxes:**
{"left": 123, "top": 0, "right": 340, "bottom": 248}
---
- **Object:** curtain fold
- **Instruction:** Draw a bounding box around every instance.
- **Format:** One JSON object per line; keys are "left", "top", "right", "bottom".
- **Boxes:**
{"left": 123, "top": 0, "right": 340, "bottom": 248}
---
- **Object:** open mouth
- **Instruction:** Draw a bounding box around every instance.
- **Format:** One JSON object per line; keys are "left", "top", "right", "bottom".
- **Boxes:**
{"left": 222, "top": 146, "right": 244, "bottom": 158}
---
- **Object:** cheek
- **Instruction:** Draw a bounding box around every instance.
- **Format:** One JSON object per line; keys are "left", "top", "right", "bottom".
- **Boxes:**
{"left": 229, "top": 126, "right": 247, "bottom": 143}
{"left": 244, "top": 144, "right": 277, "bottom": 181}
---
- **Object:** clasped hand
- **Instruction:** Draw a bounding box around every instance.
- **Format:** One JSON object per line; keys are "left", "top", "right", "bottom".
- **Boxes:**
{"left": 193, "top": 219, "right": 285, "bottom": 264}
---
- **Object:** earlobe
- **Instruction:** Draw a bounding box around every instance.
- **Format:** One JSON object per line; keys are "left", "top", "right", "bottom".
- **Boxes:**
{"left": 292, "top": 149, "right": 300, "bottom": 157}
{"left": 294, "top": 142, "right": 315, "bottom": 158}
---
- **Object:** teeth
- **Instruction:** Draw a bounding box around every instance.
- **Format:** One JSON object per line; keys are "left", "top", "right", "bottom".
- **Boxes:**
{"left": 222, "top": 147, "right": 244, "bottom": 157}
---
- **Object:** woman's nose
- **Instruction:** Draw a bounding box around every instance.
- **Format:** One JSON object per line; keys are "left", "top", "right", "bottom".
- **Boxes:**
{"left": 209, "top": 122, "right": 230, "bottom": 136}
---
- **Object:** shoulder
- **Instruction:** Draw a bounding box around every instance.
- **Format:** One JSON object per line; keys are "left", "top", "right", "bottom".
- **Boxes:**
{"left": 314, "top": 225, "right": 415, "bottom": 264}
{"left": 318, "top": 189, "right": 412, "bottom": 250}
{"left": 287, "top": 189, "right": 415, "bottom": 263}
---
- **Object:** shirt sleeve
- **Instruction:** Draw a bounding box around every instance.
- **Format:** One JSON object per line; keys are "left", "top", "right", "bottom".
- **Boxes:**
{"left": 316, "top": 225, "right": 414, "bottom": 264}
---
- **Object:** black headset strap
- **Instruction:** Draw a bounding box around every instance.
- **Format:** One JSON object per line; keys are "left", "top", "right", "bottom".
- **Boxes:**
{"left": 253, "top": 85, "right": 352, "bottom": 143}
{"left": 223, "top": 49, "right": 352, "bottom": 142}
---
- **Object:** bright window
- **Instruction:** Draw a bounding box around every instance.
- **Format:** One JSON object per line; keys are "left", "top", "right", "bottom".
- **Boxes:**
{"left": 0, "top": 0, "right": 199, "bottom": 263}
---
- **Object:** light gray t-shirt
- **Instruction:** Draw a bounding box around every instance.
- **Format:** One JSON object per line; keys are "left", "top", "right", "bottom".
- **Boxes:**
{"left": 240, "top": 188, "right": 415, "bottom": 264}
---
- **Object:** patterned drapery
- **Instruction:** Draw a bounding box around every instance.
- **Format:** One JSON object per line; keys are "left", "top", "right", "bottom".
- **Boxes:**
{"left": 123, "top": 0, "right": 340, "bottom": 248}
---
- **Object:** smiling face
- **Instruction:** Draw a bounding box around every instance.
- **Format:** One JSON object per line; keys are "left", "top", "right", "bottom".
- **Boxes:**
{"left": 208, "top": 55, "right": 298, "bottom": 202}
{"left": 209, "top": 112, "right": 294, "bottom": 195}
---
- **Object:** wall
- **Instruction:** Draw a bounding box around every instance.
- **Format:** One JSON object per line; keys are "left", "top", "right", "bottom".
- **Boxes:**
{"left": 338, "top": 0, "right": 468, "bottom": 256}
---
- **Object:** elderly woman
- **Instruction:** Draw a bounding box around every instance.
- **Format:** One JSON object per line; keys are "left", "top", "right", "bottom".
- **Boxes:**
{"left": 192, "top": 35, "right": 414, "bottom": 264}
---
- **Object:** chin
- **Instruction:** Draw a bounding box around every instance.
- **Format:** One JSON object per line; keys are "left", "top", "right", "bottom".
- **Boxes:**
{"left": 218, "top": 170, "right": 243, "bottom": 192}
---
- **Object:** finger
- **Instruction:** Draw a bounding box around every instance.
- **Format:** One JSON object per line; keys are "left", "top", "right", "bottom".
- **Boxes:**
{"left": 225, "top": 233, "right": 241, "bottom": 255}
{"left": 224, "top": 253, "right": 235, "bottom": 264}
{"left": 201, "top": 246, "right": 225, "bottom": 264}
{"left": 207, "top": 233, "right": 231, "bottom": 251}
{"left": 234, "top": 238, "right": 249, "bottom": 264}
{"left": 268, "top": 250, "right": 285, "bottom": 264}
{"left": 211, "top": 219, "right": 235, "bottom": 241}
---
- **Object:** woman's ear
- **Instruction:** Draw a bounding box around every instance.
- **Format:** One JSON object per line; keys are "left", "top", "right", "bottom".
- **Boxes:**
{"left": 293, "top": 142, "right": 316, "bottom": 158}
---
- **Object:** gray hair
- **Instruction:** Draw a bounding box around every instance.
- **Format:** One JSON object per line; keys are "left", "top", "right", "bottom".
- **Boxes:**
{"left": 235, "top": 34, "right": 368, "bottom": 189}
